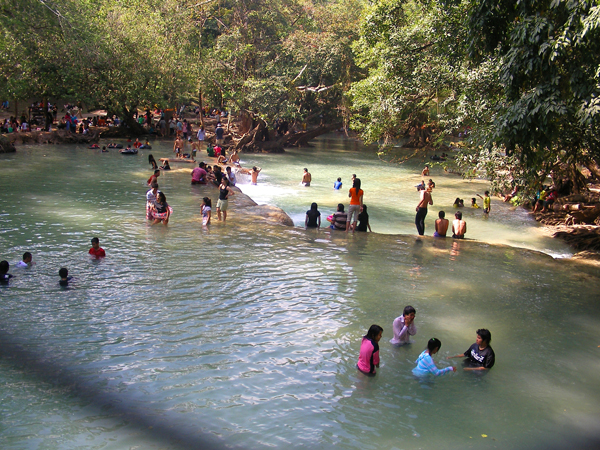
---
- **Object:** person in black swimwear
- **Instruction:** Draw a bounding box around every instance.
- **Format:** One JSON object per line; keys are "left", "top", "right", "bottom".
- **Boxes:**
{"left": 58, "top": 267, "right": 73, "bottom": 287}
{"left": 0, "top": 260, "right": 13, "bottom": 284}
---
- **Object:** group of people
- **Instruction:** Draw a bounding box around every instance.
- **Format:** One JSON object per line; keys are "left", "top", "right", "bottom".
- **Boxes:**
{"left": 416, "top": 168, "right": 492, "bottom": 238}
{"left": 304, "top": 174, "right": 372, "bottom": 233}
{"left": 358, "top": 306, "right": 495, "bottom": 377}
{"left": 1, "top": 238, "right": 106, "bottom": 288}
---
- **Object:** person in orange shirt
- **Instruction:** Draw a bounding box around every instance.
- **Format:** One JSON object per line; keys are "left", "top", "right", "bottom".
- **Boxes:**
{"left": 346, "top": 178, "right": 364, "bottom": 232}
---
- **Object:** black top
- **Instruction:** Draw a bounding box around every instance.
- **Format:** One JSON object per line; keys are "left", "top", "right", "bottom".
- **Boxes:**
{"left": 219, "top": 186, "right": 229, "bottom": 200}
{"left": 464, "top": 343, "right": 495, "bottom": 369}
{"left": 306, "top": 209, "right": 321, "bottom": 227}
{"left": 0, "top": 273, "right": 13, "bottom": 284}
{"left": 356, "top": 211, "right": 369, "bottom": 232}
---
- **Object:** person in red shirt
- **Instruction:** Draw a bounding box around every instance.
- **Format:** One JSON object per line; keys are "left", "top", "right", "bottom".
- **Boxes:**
{"left": 89, "top": 237, "right": 106, "bottom": 258}
{"left": 147, "top": 169, "right": 161, "bottom": 185}
{"left": 133, "top": 138, "right": 142, "bottom": 149}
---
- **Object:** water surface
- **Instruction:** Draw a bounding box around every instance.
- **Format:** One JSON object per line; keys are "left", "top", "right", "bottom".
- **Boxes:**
{"left": 0, "top": 141, "right": 598, "bottom": 450}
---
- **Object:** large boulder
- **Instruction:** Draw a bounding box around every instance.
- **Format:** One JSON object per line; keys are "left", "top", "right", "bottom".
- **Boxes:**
{"left": 0, "top": 135, "right": 16, "bottom": 153}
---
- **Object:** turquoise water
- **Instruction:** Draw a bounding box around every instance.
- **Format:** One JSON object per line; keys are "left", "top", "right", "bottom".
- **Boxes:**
{"left": 0, "top": 140, "right": 599, "bottom": 449}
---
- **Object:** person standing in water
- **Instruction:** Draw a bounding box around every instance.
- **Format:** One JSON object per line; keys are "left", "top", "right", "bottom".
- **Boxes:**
{"left": 301, "top": 168, "right": 311, "bottom": 187}
{"left": 448, "top": 328, "right": 495, "bottom": 371}
{"left": 346, "top": 178, "right": 364, "bottom": 233}
{"left": 415, "top": 186, "right": 433, "bottom": 236}
{"left": 413, "top": 338, "right": 456, "bottom": 377}
{"left": 216, "top": 177, "right": 235, "bottom": 222}
{"left": 390, "top": 305, "right": 417, "bottom": 346}
{"left": 357, "top": 324, "right": 383, "bottom": 375}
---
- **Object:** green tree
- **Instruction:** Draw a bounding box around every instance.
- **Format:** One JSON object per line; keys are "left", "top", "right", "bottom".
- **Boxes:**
{"left": 458, "top": 0, "right": 600, "bottom": 194}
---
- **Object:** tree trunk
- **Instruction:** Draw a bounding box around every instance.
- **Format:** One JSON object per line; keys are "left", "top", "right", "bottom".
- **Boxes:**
{"left": 121, "top": 106, "right": 146, "bottom": 135}
{"left": 234, "top": 119, "right": 342, "bottom": 153}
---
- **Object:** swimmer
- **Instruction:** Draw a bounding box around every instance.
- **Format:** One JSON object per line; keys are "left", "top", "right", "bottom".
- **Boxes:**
{"left": 89, "top": 237, "right": 106, "bottom": 258}
{"left": 421, "top": 165, "right": 429, "bottom": 176}
{"left": 471, "top": 197, "right": 480, "bottom": 208}
{"left": 412, "top": 338, "right": 456, "bottom": 376}
{"left": 58, "top": 267, "right": 73, "bottom": 287}
{"left": 452, "top": 210, "right": 466, "bottom": 239}
{"left": 453, "top": 198, "right": 461, "bottom": 208}
{"left": 448, "top": 328, "right": 495, "bottom": 371}
{"left": 102, "top": 146, "right": 108, "bottom": 152}
{"left": 160, "top": 160, "right": 171, "bottom": 170}
{"left": 17, "top": 252, "right": 33, "bottom": 268}
{"left": 301, "top": 168, "right": 311, "bottom": 186}
{"left": 334, "top": 177, "right": 342, "bottom": 190}
{"left": 0, "top": 260, "right": 13, "bottom": 284}
{"left": 357, "top": 324, "right": 383, "bottom": 375}
{"left": 390, "top": 305, "right": 417, "bottom": 346}
{"left": 434, "top": 211, "right": 449, "bottom": 237}
{"left": 251, "top": 166, "right": 261, "bottom": 185}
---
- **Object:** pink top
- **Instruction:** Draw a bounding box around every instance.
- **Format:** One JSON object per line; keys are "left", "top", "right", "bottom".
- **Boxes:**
{"left": 357, "top": 337, "right": 380, "bottom": 374}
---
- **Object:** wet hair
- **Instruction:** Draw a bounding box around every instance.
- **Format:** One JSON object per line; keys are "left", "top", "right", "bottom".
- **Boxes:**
{"left": 471, "top": 198, "right": 477, "bottom": 203}
{"left": 58, "top": 267, "right": 68, "bottom": 278}
{"left": 221, "top": 178, "right": 229, "bottom": 186}
{"left": 403, "top": 305, "right": 416, "bottom": 316}
{"left": 427, "top": 338, "right": 442, "bottom": 353}
{"left": 252, "top": 166, "right": 258, "bottom": 171}
{"left": 455, "top": 211, "right": 462, "bottom": 219}
{"left": 337, "top": 177, "right": 341, "bottom": 182}
{"left": 484, "top": 191, "right": 490, "bottom": 195}
{"left": 0, "top": 260, "right": 8, "bottom": 274}
{"left": 23, "top": 252, "right": 32, "bottom": 261}
{"left": 202, "top": 197, "right": 212, "bottom": 207}
{"left": 477, "top": 329, "right": 492, "bottom": 344}
{"left": 304, "top": 168, "right": 308, "bottom": 172}
{"left": 439, "top": 211, "right": 445, "bottom": 218}
{"left": 157, "top": 192, "right": 166, "bottom": 203}
{"left": 154, "top": 169, "right": 160, "bottom": 175}
{"left": 353, "top": 178, "right": 361, "bottom": 190}
{"left": 365, "top": 324, "right": 383, "bottom": 340}
{"left": 310, "top": 202, "right": 318, "bottom": 211}
{"left": 453, "top": 197, "right": 460, "bottom": 205}
{"left": 337, "top": 203, "right": 345, "bottom": 212}
{"left": 91, "top": 237, "right": 99, "bottom": 245}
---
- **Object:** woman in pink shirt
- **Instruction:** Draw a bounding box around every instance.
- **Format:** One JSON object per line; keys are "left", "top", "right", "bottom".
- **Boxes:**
{"left": 357, "top": 324, "right": 383, "bottom": 375}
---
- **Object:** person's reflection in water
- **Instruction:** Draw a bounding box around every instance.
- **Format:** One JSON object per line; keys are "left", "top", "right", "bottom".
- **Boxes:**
{"left": 450, "top": 240, "right": 462, "bottom": 261}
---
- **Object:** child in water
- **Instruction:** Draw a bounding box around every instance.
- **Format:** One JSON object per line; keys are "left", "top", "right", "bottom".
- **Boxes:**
{"left": 390, "top": 305, "right": 416, "bottom": 345}
{"left": 58, "top": 267, "right": 73, "bottom": 287}
{"left": 201, "top": 197, "right": 212, "bottom": 226}
{"left": 89, "top": 237, "right": 106, "bottom": 258}
{"left": 412, "top": 338, "right": 456, "bottom": 377}
{"left": 334, "top": 177, "right": 342, "bottom": 190}
{"left": 357, "top": 324, "right": 383, "bottom": 375}
{"left": 471, "top": 197, "right": 480, "bottom": 208}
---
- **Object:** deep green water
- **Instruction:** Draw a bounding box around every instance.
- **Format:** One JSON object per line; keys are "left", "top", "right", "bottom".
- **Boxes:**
{"left": 0, "top": 139, "right": 599, "bottom": 450}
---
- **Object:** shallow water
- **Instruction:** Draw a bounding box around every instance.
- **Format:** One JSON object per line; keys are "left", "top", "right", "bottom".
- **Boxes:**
{"left": 0, "top": 140, "right": 599, "bottom": 450}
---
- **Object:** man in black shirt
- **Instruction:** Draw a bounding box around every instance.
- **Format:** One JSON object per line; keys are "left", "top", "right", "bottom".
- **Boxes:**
{"left": 448, "top": 328, "right": 495, "bottom": 371}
